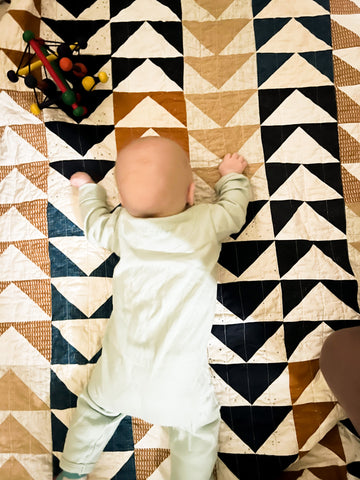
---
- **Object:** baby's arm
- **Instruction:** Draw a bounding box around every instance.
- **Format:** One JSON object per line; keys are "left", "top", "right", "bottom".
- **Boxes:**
{"left": 210, "top": 153, "right": 251, "bottom": 241}
{"left": 70, "top": 172, "right": 120, "bottom": 253}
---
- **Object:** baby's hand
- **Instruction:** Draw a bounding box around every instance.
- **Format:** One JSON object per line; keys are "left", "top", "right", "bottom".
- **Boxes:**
{"left": 219, "top": 153, "right": 248, "bottom": 177}
{"left": 70, "top": 172, "right": 95, "bottom": 188}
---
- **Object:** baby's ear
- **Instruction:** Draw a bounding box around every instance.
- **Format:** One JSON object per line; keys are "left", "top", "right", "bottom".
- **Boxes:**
{"left": 187, "top": 182, "right": 195, "bottom": 206}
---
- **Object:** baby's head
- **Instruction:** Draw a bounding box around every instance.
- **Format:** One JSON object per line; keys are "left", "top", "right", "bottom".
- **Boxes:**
{"left": 115, "top": 137, "right": 195, "bottom": 218}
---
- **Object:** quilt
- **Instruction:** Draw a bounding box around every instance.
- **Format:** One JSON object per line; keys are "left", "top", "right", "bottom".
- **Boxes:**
{"left": 1, "top": 0, "right": 360, "bottom": 479}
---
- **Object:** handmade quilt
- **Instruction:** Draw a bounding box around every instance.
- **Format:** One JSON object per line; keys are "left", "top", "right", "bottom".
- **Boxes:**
{"left": 1, "top": 0, "right": 360, "bottom": 479}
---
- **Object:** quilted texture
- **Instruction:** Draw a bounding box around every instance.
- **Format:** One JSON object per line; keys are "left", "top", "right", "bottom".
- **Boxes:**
{"left": 0, "top": 0, "right": 360, "bottom": 479}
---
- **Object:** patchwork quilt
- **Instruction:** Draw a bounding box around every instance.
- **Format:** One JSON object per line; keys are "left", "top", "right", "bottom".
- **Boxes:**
{"left": 1, "top": 0, "right": 360, "bottom": 479}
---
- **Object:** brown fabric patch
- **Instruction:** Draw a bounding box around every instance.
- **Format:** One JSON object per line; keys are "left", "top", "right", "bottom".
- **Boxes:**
{"left": 336, "top": 87, "right": 360, "bottom": 123}
{"left": 0, "top": 239, "right": 50, "bottom": 277}
{"left": 0, "top": 370, "right": 49, "bottom": 410}
{"left": 0, "top": 456, "right": 35, "bottom": 480}
{"left": 288, "top": 359, "right": 320, "bottom": 404}
{"left": 331, "top": 19, "right": 360, "bottom": 49}
{"left": 134, "top": 448, "right": 170, "bottom": 480}
{"left": 113, "top": 92, "right": 187, "bottom": 126}
{"left": 333, "top": 55, "right": 360, "bottom": 87}
{"left": 115, "top": 128, "right": 189, "bottom": 156}
{"left": 185, "top": 54, "right": 253, "bottom": 89}
{"left": 186, "top": 90, "right": 257, "bottom": 127}
{"left": 292, "top": 403, "right": 337, "bottom": 450}
{"left": 330, "top": 0, "right": 360, "bottom": 14}
{"left": 0, "top": 321, "right": 51, "bottom": 362}
{"left": 183, "top": 19, "right": 250, "bottom": 55}
{"left": 3, "top": 90, "right": 44, "bottom": 123}
{"left": 319, "top": 425, "right": 346, "bottom": 462}
{"left": 0, "top": 414, "right": 48, "bottom": 454}
{"left": 131, "top": 417, "right": 154, "bottom": 445}
{"left": 8, "top": 10, "right": 40, "bottom": 37}
{"left": 0, "top": 200, "right": 48, "bottom": 237}
{"left": 341, "top": 166, "right": 360, "bottom": 203}
{"left": 338, "top": 126, "right": 360, "bottom": 164}
{"left": 190, "top": 125, "right": 259, "bottom": 158}
{"left": 193, "top": 0, "right": 235, "bottom": 19}
{"left": 11, "top": 124, "right": 48, "bottom": 157}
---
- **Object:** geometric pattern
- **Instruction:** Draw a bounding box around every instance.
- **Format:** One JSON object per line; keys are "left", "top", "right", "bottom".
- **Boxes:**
{"left": 0, "top": 1, "right": 360, "bottom": 480}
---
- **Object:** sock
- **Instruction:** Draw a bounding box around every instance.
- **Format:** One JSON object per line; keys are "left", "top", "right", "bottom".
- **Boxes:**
{"left": 56, "top": 472, "right": 87, "bottom": 480}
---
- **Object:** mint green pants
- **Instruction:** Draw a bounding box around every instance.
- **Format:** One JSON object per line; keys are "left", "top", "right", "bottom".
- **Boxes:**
{"left": 60, "top": 387, "right": 220, "bottom": 480}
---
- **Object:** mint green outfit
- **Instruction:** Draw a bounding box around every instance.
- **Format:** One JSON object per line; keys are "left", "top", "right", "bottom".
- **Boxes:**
{"left": 59, "top": 173, "right": 250, "bottom": 479}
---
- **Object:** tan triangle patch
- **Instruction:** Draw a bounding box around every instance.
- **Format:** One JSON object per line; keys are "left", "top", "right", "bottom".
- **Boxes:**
{"left": 183, "top": 19, "right": 250, "bottom": 54}
{"left": 292, "top": 402, "right": 337, "bottom": 450}
{"left": 331, "top": 19, "right": 360, "bottom": 50}
{"left": 194, "top": 0, "right": 235, "bottom": 18}
{"left": 9, "top": 10, "right": 41, "bottom": 37}
{"left": 330, "top": 0, "right": 360, "bottom": 14}
{"left": 186, "top": 90, "right": 256, "bottom": 127}
{"left": 186, "top": 54, "right": 253, "bottom": 89}
{"left": 0, "top": 321, "right": 51, "bottom": 362}
{"left": 319, "top": 425, "right": 346, "bottom": 462}
{"left": 308, "top": 466, "right": 348, "bottom": 480}
{"left": 190, "top": 125, "right": 259, "bottom": 158}
{"left": 336, "top": 87, "right": 360, "bottom": 123}
{"left": 132, "top": 417, "right": 154, "bottom": 445}
{"left": 341, "top": 166, "right": 360, "bottom": 203}
{"left": 0, "top": 415, "right": 49, "bottom": 454}
{"left": 0, "top": 370, "right": 48, "bottom": 411}
{"left": 193, "top": 167, "right": 221, "bottom": 189}
{"left": 333, "top": 55, "right": 360, "bottom": 86}
{"left": 338, "top": 126, "right": 360, "bottom": 164}
{"left": 288, "top": 359, "right": 320, "bottom": 404}
{"left": 134, "top": 448, "right": 170, "bottom": 480}
{"left": 0, "top": 456, "right": 34, "bottom": 480}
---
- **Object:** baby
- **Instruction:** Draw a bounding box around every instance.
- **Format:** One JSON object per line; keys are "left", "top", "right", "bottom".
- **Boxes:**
{"left": 56, "top": 136, "right": 250, "bottom": 480}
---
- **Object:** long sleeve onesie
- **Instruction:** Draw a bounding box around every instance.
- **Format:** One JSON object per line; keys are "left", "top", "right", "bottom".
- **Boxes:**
{"left": 78, "top": 172, "right": 250, "bottom": 431}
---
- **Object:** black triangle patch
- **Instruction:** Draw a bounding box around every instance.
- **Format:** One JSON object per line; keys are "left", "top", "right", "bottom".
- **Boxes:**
{"left": 300, "top": 51, "right": 334, "bottom": 81}
{"left": 308, "top": 200, "right": 346, "bottom": 233}
{"left": 270, "top": 201, "right": 303, "bottom": 236}
{"left": 218, "top": 452, "right": 298, "bottom": 480}
{"left": 322, "top": 280, "right": 360, "bottom": 313}
{"left": 221, "top": 405, "right": 292, "bottom": 452}
{"left": 49, "top": 243, "right": 87, "bottom": 277}
{"left": 231, "top": 200, "right": 268, "bottom": 240}
{"left": 297, "top": 16, "right": 332, "bottom": 47}
{"left": 110, "top": 0, "right": 135, "bottom": 18}
{"left": 90, "top": 253, "right": 119, "bottom": 277}
{"left": 51, "top": 159, "right": 115, "bottom": 182}
{"left": 110, "top": 21, "right": 143, "bottom": 54}
{"left": 54, "top": 0, "right": 98, "bottom": 18}
{"left": 283, "top": 321, "right": 322, "bottom": 359}
{"left": 266, "top": 164, "right": 300, "bottom": 196}
{"left": 212, "top": 363, "right": 287, "bottom": 403}
{"left": 299, "top": 86, "right": 337, "bottom": 119}
{"left": 218, "top": 241, "right": 273, "bottom": 277}
{"left": 51, "top": 324, "right": 89, "bottom": 365}
{"left": 47, "top": 203, "right": 84, "bottom": 238}
{"left": 45, "top": 122, "right": 114, "bottom": 155}
{"left": 275, "top": 240, "right": 312, "bottom": 278}
{"left": 253, "top": 18, "right": 291, "bottom": 51}
{"left": 258, "top": 88, "right": 294, "bottom": 124}
{"left": 50, "top": 369, "right": 78, "bottom": 409}
{"left": 252, "top": 0, "right": 273, "bottom": 17}
{"left": 149, "top": 21, "right": 183, "bottom": 54}
{"left": 91, "top": 296, "right": 113, "bottom": 319}
{"left": 325, "top": 320, "right": 360, "bottom": 332}
{"left": 157, "top": 0, "right": 182, "bottom": 19}
{"left": 111, "top": 58, "right": 145, "bottom": 90}
{"left": 257, "top": 53, "right": 292, "bottom": 86}
{"left": 51, "top": 414, "right": 68, "bottom": 452}
{"left": 281, "top": 279, "right": 319, "bottom": 318}
{"left": 314, "top": 240, "right": 354, "bottom": 275}
{"left": 51, "top": 284, "right": 87, "bottom": 320}
{"left": 212, "top": 322, "right": 282, "bottom": 361}
{"left": 217, "top": 281, "right": 279, "bottom": 320}
{"left": 305, "top": 163, "right": 343, "bottom": 195}
{"left": 151, "top": 58, "right": 184, "bottom": 89}
{"left": 41, "top": 17, "right": 108, "bottom": 45}
{"left": 104, "top": 416, "right": 134, "bottom": 452}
